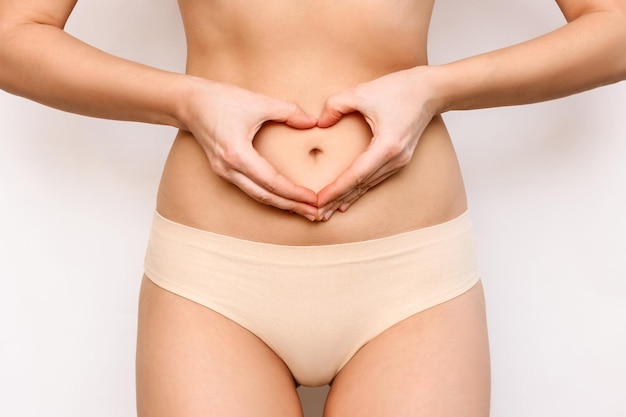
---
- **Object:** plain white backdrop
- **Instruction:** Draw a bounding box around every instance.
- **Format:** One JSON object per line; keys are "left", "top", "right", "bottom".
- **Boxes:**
{"left": 1, "top": 1, "right": 624, "bottom": 416}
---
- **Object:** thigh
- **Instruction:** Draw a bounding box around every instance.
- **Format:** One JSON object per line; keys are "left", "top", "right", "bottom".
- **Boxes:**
{"left": 324, "top": 281, "right": 491, "bottom": 417}
{"left": 136, "top": 276, "right": 303, "bottom": 417}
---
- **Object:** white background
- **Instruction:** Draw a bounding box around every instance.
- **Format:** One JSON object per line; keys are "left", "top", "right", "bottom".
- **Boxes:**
{"left": 1, "top": 1, "right": 625, "bottom": 416}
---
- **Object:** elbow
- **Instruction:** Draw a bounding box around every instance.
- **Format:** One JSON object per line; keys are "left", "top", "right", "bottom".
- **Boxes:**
{"left": 0, "top": 10, "right": 21, "bottom": 43}
{"left": 593, "top": 9, "right": 626, "bottom": 87}
{"left": 0, "top": 19, "right": 34, "bottom": 94}
{"left": 0, "top": 27, "right": 13, "bottom": 93}
{"left": 577, "top": 4, "right": 626, "bottom": 86}
{"left": 618, "top": 30, "right": 626, "bottom": 82}
{"left": 609, "top": 6, "right": 626, "bottom": 82}
{"left": 0, "top": 17, "right": 13, "bottom": 47}
{"left": 0, "top": 24, "right": 17, "bottom": 93}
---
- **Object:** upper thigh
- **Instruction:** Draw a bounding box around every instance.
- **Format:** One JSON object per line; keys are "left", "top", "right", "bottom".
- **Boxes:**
{"left": 324, "top": 281, "right": 491, "bottom": 417}
{"left": 136, "top": 276, "right": 303, "bottom": 417}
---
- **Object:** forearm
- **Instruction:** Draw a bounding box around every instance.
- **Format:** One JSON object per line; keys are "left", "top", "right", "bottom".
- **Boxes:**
{"left": 431, "top": 6, "right": 626, "bottom": 113}
{"left": 0, "top": 22, "right": 191, "bottom": 129}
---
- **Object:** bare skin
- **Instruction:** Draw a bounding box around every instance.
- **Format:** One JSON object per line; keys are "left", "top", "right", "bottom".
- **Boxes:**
{"left": 136, "top": 276, "right": 490, "bottom": 417}
{"left": 157, "top": 0, "right": 468, "bottom": 244}
{"left": 1, "top": 0, "right": 626, "bottom": 416}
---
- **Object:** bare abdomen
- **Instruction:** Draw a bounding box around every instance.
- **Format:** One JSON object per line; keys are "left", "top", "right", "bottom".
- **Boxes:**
{"left": 253, "top": 113, "right": 372, "bottom": 193}
{"left": 156, "top": 115, "right": 468, "bottom": 245}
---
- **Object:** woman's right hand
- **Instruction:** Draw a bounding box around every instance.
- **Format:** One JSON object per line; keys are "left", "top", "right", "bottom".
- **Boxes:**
{"left": 182, "top": 77, "right": 320, "bottom": 221}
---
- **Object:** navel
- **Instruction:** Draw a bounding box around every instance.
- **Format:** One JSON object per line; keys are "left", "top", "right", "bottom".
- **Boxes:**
{"left": 309, "top": 147, "right": 323, "bottom": 158}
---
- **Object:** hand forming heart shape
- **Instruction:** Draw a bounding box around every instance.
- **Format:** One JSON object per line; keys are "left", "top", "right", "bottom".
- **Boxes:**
{"left": 311, "top": 67, "right": 438, "bottom": 221}
{"left": 186, "top": 66, "right": 437, "bottom": 222}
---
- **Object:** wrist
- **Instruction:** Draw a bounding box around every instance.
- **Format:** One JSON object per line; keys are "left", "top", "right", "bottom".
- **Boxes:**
{"left": 424, "top": 59, "right": 497, "bottom": 114}
{"left": 403, "top": 65, "right": 455, "bottom": 117}
{"left": 418, "top": 64, "right": 459, "bottom": 115}
{"left": 171, "top": 74, "right": 204, "bottom": 132}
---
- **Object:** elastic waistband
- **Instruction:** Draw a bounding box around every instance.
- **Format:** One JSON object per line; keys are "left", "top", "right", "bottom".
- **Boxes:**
{"left": 149, "top": 211, "right": 474, "bottom": 266}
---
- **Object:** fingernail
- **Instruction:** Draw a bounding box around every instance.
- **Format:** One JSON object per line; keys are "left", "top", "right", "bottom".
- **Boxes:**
{"left": 305, "top": 214, "right": 317, "bottom": 222}
{"left": 323, "top": 210, "right": 334, "bottom": 221}
{"left": 339, "top": 202, "right": 351, "bottom": 212}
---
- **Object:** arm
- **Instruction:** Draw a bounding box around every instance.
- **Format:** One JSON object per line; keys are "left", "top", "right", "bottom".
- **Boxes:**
{"left": 433, "top": 0, "right": 626, "bottom": 112}
{"left": 0, "top": 0, "right": 319, "bottom": 220}
{"left": 315, "top": 0, "right": 626, "bottom": 216}
{"left": 0, "top": 0, "right": 185, "bottom": 126}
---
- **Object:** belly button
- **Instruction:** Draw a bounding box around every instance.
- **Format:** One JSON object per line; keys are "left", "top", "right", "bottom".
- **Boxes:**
{"left": 309, "top": 147, "right": 323, "bottom": 158}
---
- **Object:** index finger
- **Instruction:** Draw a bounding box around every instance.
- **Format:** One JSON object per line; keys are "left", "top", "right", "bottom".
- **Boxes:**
{"left": 316, "top": 141, "right": 390, "bottom": 208}
{"left": 259, "top": 97, "right": 318, "bottom": 129}
{"left": 236, "top": 146, "right": 319, "bottom": 207}
{"left": 317, "top": 91, "right": 362, "bottom": 128}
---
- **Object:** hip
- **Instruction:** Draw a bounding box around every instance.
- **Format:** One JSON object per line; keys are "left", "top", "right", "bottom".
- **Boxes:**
{"left": 155, "top": 115, "right": 468, "bottom": 245}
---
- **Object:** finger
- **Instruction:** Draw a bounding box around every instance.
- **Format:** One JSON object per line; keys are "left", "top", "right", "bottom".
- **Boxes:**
{"left": 338, "top": 170, "right": 398, "bottom": 212}
{"left": 235, "top": 146, "right": 319, "bottom": 207}
{"left": 317, "top": 166, "right": 398, "bottom": 220}
{"left": 317, "top": 90, "right": 361, "bottom": 128}
{"left": 231, "top": 171, "right": 319, "bottom": 221}
{"left": 318, "top": 181, "right": 366, "bottom": 219}
{"left": 316, "top": 161, "right": 399, "bottom": 219}
{"left": 317, "top": 198, "right": 347, "bottom": 222}
{"left": 264, "top": 99, "right": 317, "bottom": 129}
{"left": 317, "top": 137, "right": 406, "bottom": 208}
{"left": 213, "top": 132, "right": 319, "bottom": 207}
{"left": 316, "top": 145, "right": 386, "bottom": 207}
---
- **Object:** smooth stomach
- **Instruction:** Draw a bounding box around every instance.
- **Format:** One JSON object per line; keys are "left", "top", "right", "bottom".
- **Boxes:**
{"left": 157, "top": 0, "right": 466, "bottom": 245}
{"left": 156, "top": 110, "right": 468, "bottom": 245}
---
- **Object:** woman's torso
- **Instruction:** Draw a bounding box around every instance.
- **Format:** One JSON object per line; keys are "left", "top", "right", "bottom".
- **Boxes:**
{"left": 157, "top": 0, "right": 468, "bottom": 245}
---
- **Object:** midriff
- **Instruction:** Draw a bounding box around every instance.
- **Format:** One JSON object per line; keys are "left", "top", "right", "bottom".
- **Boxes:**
{"left": 156, "top": 0, "right": 468, "bottom": 245}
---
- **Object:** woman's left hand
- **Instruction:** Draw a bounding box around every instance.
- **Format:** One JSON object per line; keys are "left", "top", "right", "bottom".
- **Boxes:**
{"left": 315, "top": 66, "right": 440, "bottom": 220}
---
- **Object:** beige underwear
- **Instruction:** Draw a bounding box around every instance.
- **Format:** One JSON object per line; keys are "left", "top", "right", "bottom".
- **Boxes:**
{"left": 144, "top": 211, "right": 480, "bottom": 387}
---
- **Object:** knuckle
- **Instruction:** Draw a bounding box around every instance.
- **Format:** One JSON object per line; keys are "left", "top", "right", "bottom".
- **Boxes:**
{"left": 383, "top": 141, "right": 404, "bottom": 159}
{"left": 221, "top": 147, "right": 243, "bottom": 168}
{"left": 208, "top": 159, "right": 228, "bottom": 178}
{"left": 352, "top": 82, "right": 367, "bottom": 97}
{"left": 212, "top": 166, "right": 226, "bottom": 178}
{"left": 263, "top": 181, "right": 277, "bottom": 194}
{"left": 285, "top": 102, "right": 299, "bottom": 115}
{"left": 343, "top": 167, "right": 364, "bottom": 186}
{"left": 395, "top": 149, "right": 413, "bottom": 167}
{"left": 324, "top": 95, "right": 339, "bottom": 110}
{"left": 256, "top": 172, "right": 279, "bottom": 194}
{"left": 256, "top": 192, "right": 274, "bottom": 206}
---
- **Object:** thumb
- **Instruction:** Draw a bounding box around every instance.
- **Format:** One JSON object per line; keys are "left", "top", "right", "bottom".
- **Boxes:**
{"left": 266, "top": 100, "right": 317, "bottom": 129}
{"left": 317, "top": 91, "right": 359, "bottom": 128}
